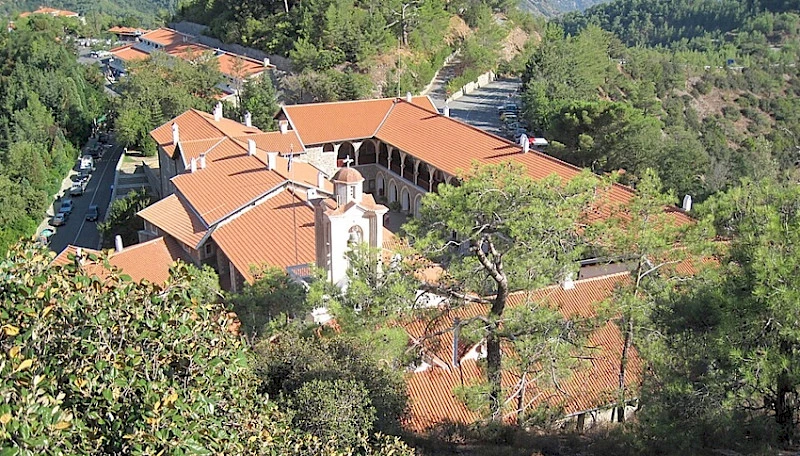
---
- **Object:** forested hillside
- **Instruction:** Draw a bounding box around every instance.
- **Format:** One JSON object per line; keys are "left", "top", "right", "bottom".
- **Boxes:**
{"left": 0, "top": 16, "right": 107, "bottom": 252}
{"left": 520, "top": 0, "right": 608, "bottom": 17}
{"left": 178, "top": 0, "right": 540, "bottom": 101}
{"left": 561, "top": 0, "right": 797, "bottom": 46}
{"left": 3, "top": 0, "right": 175, "bottom": 28}
{"left": 523, "top": 5, "right": 800, "bottom": 201}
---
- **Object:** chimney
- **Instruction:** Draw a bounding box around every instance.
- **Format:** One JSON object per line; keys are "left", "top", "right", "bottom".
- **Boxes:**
{"left": 114, "top": 235, "right": 124, "bottom": 253}
{"left": 190, "top": 157, "right": 197, "bottom": 173}
{"left": 682, "top": 194, "right": 693, "bottom": 212}
{"left": 405, "top": 91, "right": 412, "bottom": 102}
{"left": 172, "top": 123, "right": 179, "bottom": 144}
{"left": 562, "top": 273, "right": 575, "bottom": 291}
{"left": 520, "top": 134, "right": 530, "bottom": 153}
{"left": 244, "top": 111, "right": 252, "bottom": 127}
{"left": 213, "top": 102, "right": 223, "bottom": 121}
{"left": 317, "top": 171, "right": 326, "bottom": 189}
{"left": 263, "top": 57, "right": 270, "bottom": 67}
{"left": 279, "top": 120, "right": 289, "bottom": 134}
{"left": 247, "top": 139, "right": 256, "bottom": 156}
{"left": 443, "top": 105, "right": 450, "bottom": 117}
{"left": 199, "top": 154, "right": 207, "bottom": 169}
{"left": 266, "top": 152, "right": 277, "bottom": 170}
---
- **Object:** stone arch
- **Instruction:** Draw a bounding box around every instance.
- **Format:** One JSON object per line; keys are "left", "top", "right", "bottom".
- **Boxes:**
{"left": 414, "top": 194, "right": 423, "bottom": 217}
{"left": 323, "top": 143, "right": 335, "bottom": 153}
{"left": 378, "top": 143, "right": 389, "bottom": 167}
{"left": 376, "top": 171, "right": 386, "bottom": 198}
{"left": 400, "top": 187, "right": 410, "bottom": 212}
{"left": 417, "top": 164, "right": 431, "bottom": 190}
{"left": 360, "top": 141, "right": 377, "bottom": 164}
{"left": 432, "top": 169, "right": 447, "bottom": 193}
{"left": 402, "top": 156, "right": 415, "bottom": 182}
{"left": 337, "top": 141, "right": 355, "bottom": 167}
{"left": 390, "top": 149, "right": 402, "bottom": 175}
{"left": 388, "top": 179, "right": 398, "bottom": 203}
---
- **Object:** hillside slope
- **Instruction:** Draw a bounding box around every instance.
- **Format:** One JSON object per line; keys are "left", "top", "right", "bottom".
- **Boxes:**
{"left": 520, "top": 0, "right": 609, "bottom": 17}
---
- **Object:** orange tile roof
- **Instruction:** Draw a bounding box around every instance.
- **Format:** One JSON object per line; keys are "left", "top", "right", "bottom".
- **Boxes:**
{"left": 216, "top": 52, "right": 266, "bottom": 78}
{"left": 164, "top": 42, "right": 209, "bottom": 59}
{"left": 138, "top": 194, "right": 208, "bottom": 248}
{"left": 169, "top": 137, "right": 329, "bottom": 226}
{"left": 21, "top": 7, "right": 79, "bottom": 17}
{"left": 52, "top": 237, "right": 193, "bottom": 284}
{"left": 108, "top": 26, "right": 149, "bottom": 35}
{"left": 282, "top": 96, "right": 437, "bottom": 145}
{"left": 52, "top": 245, "right": 101, "bottom": 267}
{"left": 110, "top": 44, "right": 150, "bottom": 62}
{"left": 211, "top": 189, "right": 316, "bottom": 283}
{"left": 150, "top": 109, "right": 304, "bottom": 162}
{"left": 403, "top": 272, "right": 643, "bottom": 432}
{"left": 375, "top": 101, "right": 693, "bottom": 224}
{"left": 140, "top": 28, "right": 192, "bottom": 47}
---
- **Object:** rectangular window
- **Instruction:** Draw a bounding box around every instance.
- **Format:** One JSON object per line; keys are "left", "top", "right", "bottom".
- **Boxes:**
{"left": 204, "top": 243, "right": 213, "bottom": 257}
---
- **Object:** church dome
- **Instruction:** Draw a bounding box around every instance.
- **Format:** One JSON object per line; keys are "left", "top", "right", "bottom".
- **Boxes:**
{"left": 332, "top": 167, "right": 364, "bottom": 183}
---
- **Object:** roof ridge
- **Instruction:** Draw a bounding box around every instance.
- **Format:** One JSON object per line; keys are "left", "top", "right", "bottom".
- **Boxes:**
{"left": 372, "top": 99, "right": 397, "bottom": 137}
{"left": 113, "top": 235, "right": 169, "bottom": 255}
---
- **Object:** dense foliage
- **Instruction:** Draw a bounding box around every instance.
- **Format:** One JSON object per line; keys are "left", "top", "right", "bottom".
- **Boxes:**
{"left": 6, "top": 0, "right": 175, "bottom": 28}
{"left": 97, "top": 190, "right": 151, "bottom": 249}
{"left": 0, "top": 243, "right": 415, "bottom": 454}
{"left": 0, "top": 17, "right": 107, "bottom": 254}
{"left": 254, "top": 328, "right": 409, "bottom": 442}
{"left": 523, "top": 7, "right": 800, "bottom": 201}
{"left": 114, "top": 53, "right": 222, "bottom": 155}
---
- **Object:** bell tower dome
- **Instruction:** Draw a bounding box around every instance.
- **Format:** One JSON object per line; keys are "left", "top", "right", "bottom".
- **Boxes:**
{"left": 332, "top": 165, "right": 364, "bottom": 205}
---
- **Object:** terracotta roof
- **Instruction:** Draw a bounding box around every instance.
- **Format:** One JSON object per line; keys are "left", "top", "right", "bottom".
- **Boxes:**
{"left": 169, "top": 137, "right": 329, "bottom": 227}
{"left": 52, "top": 237, "right": 193, "bottom": 284}
{"left": 216, "top": 52, "right": 267, "bottom": 77}
{"left": 403, "top": 272, "right": 643, "bottom": 432}
{"left": 21, "top": 7, "right": 79, "bottom": 17}
{"left": 150, "top": 109, "right": 303, "bottom": 162}
{"left": 110, "top": 44, "right": 150, "bottom": 62}
{"left": 211, "top": 189, "right": 316, "bottom": 283}
{"left": 375, "top": 101, "right": 693, "bottom": 224}
{"left": 332, "top": 167, "right": 364, "bottom": 183}
{"left": 140, "top": 28, "right": 192, "bottom": 47}
{"left": 164, "top": 42, "right": 209, "bottom": 59}
{"left": 52, "top": 245, "right": 101, "bottom": 267}
{"left": 108, "top": 26, "right": 149, "bottom": 35}
{"left": 282, "top": 96, "right": 437, "bottom": 145}
{"left": 138, "top": 194, "right": 208, "bottom": 248}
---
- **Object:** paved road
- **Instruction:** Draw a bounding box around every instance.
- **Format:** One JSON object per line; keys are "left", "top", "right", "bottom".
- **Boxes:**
{"left": 47, "top": 141, "right": 123, "bottom": 254}
{"left": 443, "top": 78, "right": 521, "bottom": 135}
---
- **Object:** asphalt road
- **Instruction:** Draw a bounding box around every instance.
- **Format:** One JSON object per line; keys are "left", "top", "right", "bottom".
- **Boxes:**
{"left": 48, "top": 141, "right": 123, "bottom": 254}
{"left": 441, "top": 78, "right": 522, "bottom": 135}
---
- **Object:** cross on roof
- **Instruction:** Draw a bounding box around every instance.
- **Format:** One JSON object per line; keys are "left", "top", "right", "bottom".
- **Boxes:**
{"left": 343, "top": 155, "right": 354, "bottom": 167}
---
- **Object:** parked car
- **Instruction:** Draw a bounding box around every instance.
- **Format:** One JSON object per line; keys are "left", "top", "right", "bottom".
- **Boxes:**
{"left": 51, "top": 212, "right": 68, "bottom": 226}
{"left": 59, "top": 199, "right": 74, "bottom": 216}
{"left": 497, "top": 103, "right": 518, "bottom": 115}
{"left": 79, "top": 169, "right": 91, "bottom": 181}
{"left": 501, "top": 113, "right": 518, "bottom": 123}
{"left": 70, "top": 180, "right": 86, "bottom": 196}
{"left": 80, "top": 155, "right": 95, "bottom": 172}
{"left": 99, "top": 132, "right": 109, "bottom": 143}
{"left": 85, "top": 205, "right": 99, "bottom": 222}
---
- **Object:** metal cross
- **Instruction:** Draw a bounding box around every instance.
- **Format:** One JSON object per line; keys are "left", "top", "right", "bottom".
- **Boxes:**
{"left": 343, "top": 155, "right": 354, "bottom": 167}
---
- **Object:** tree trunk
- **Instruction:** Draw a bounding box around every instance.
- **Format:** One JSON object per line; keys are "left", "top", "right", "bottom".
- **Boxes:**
{"left": 617, "top": 316, "right": 633, "bottom": 423}
{"left": 776, "top": 340, "right": 795, "bottom": 444}
{"left": 487, "top": 275, "right": 509, "bottom": 421}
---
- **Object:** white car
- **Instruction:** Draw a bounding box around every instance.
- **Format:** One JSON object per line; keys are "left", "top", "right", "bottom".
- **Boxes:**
{"left": 51, "top": 212, "right": 68, "bottom": 226}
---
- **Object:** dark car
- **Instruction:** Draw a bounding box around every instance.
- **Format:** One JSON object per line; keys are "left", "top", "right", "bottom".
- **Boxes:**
{"left": 85, "top": 205, "right": 99, "bottom": 222}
